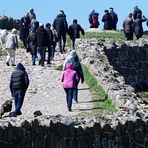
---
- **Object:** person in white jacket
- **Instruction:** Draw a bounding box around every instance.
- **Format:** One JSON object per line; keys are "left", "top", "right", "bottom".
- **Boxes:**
{"left": 5, "top": 28, "right": 18, "bottom": 66}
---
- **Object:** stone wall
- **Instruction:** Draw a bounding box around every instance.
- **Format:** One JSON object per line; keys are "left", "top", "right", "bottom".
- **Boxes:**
{"left": 76, "top": 39, "right": 148, "bottom": 111}
{"left": 0, "top": 115, "right": 147, "bottom": 148}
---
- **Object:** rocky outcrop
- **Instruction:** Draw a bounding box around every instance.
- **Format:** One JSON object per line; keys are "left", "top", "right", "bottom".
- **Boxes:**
{"left": 0, "top": 114, "right": 147, "bottom": 148}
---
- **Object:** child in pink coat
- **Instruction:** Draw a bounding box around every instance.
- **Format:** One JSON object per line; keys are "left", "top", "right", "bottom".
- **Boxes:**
{"left": 61, "top": 63, "right": 79, "bottom": 111}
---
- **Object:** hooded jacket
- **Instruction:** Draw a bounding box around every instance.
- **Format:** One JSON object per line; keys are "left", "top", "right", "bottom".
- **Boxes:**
{"left": 61, "top": 63, "right": 79, "bottom": 88}
{"left": 10, "top": 63, "right": 29, "bottom": 93}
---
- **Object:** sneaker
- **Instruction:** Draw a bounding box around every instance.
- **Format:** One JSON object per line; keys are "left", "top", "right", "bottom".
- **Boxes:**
{"left": 12, "top": 64, "right": 16, "bottom": 66}
{"left": 6, "top": 62, "right": 10, "bottom": 66}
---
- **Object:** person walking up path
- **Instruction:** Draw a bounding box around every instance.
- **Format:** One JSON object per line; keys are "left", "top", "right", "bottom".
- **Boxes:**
{"left": 0, "top": 47, "right": 93, "bottom": 117}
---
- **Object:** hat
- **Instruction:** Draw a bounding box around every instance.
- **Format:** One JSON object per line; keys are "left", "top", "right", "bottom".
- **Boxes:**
{"left": 12, "top": 28, "right": 17, "bottom": 34}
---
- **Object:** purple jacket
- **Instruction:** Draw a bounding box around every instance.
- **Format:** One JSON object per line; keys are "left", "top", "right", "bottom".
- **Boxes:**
{"left": 61, "top": 63, "right": 79, "bottom": 88}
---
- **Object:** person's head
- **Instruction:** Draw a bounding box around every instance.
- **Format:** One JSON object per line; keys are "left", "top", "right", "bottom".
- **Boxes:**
{"left": 25, "top": 12, "right": 29, "bottom": 17}
{"left": 17, "top": 63, "right": 26, "bottom": 71}
{"left": 30, "top": 8, "right": 34, "bottom": 13}
{"left": 73, "top": 19, "right": 77, "bottom": 24}
{"left": 45, "top": 23, "right": 51, "bottom": 28}
{"left": 104, "top": 10, "right": 109, "bottom": 13}
{"left": 69, "top": 49, "right": 77, "bottom": 58}
{"left": 134, "top": 6, "right": 138, "bottom": 10}
{"left": 109, "top": 7, "right": 114, "bottom": 12}
{"left": 39, "top": 23, "right": 44, "bottom": 28}
{"left": 12, "top": 28, "right": 17, "bottom": 34}
{"left": 137, "top": 13, "right": 142, "bottom": 19}
{"left": 59, "top": 10, "right": 64, "bottom": 15}
{"left": 128, "top": 13, "right": 133, "bottom": 18}
{"left": 66, "top": 63, "right": 73, "bottom": 70}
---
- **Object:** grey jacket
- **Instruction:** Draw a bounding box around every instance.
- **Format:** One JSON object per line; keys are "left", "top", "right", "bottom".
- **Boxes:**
{"left": 6, "top": 33, "right": 18, "bottom": 49}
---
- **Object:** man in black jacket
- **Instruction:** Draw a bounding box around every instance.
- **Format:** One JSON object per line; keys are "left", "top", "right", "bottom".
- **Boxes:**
{"left": 53, "top": 10, "right": 68, "bottom": 53}
{"left": 35, "top": 24, "right": 49, "bottom": 66}
{"left": 68, "top": 19, "right": 84, "bottom": 49}
{"left": 9, "top": 63, "right": 29, "bottom": 117}
{"left": 102, "top": 10, "right": 112, "bottom": 30}
{"left": 109, "top": 7, "right": 118, "bottom": 30}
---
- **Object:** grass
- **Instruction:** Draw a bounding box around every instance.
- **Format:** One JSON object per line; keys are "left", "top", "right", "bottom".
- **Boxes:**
{"left": 54, "top": 64, "right": 63, "bottom": 71}
{"left": 78, "top": 65, "right": 117, "bottom": 116}
{"left": 82, "top": 31, "right": 124, "bottom": 41}
{"left": 0, "top": 47, "right": 7, "bottom": 58}
{"left": 81, "top": 31, "right": 148, "bottom": 41}
{"left": 137, "top": 91, "right": 148, "bottom": 102}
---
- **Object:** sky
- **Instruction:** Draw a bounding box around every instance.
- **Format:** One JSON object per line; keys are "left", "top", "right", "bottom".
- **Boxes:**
{"left": 0, "top": 0, "right": 147, "bottom": 30}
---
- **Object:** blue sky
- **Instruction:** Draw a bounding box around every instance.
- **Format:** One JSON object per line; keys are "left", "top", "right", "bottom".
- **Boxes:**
{"left": 0, "top": 0, "right": 147, "bottom": 30}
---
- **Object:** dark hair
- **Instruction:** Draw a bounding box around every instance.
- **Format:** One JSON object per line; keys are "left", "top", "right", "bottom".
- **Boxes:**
{"left": 105, "top": 10, "right": 109, "bottom": 13}
{"left": 46, "top": 23, "right": 51, "bottom": 28}
{"left": 109, "top": 7, "right": 113, "bottom": 10}
{"left": 73, "top": 19, "right": 77, "bottom": 23}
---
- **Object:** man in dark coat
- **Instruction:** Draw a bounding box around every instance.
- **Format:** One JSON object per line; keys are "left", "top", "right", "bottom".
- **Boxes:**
{"left": 133, "top": 6, "right": 142, "bottom": 20}
{"left": 53, "top": 10, "right": 68, "bottom": 53}
{"left": 45, "top": 23, "right": 53, "bottom": 64}
{"left": 123, "top": 13, "right": 134, "bottom": 40}
{"left": 68, "top": 19, "right": 85, "bottom": 49}
{"left": 109, "top": 7, "right": 118, "bottom": 30}
{"left": 9, "top": 63, "right": 29, "bottom": 117}
{"left": 133, "top": 13, "right": 146, "bottom": 39}
{"left": 19, "top": 12, "right": 31, "bottom": 49}
{"left": 35, "top": 24, "right": 49, "bottom": 66}
{"left": 102, "top": 10, "right": 112, "bottom": 30}
{"left": 88, "top": 10, "right": 100, "bottom": 28}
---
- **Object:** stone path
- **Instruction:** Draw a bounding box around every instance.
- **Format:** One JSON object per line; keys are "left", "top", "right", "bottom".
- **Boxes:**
{"left": 0, "top": 48, "right": 93, "bottom": 117}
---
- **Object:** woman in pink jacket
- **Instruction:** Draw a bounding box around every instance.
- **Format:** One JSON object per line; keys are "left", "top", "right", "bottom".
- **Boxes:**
{"left": 61, "top": 63, "right": 79, "bottom": 111}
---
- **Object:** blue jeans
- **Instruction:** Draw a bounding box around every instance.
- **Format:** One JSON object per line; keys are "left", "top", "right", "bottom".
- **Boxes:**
{"left": 12, "top": 90, "right": 25, "bottom": 116}
{"left": 37, "top": 46, "right": 46, "bottom": 65}
{"left": 64, "top": 88, "right": 74, "bottom": 111}
{"left": 73, "top": 80, "right": 80, "bottom": 102}
{"left": 32, "top": 55, "right": 36, "bottom": 65}
{"left": 50, "top": 47, "right": 55, "bottom": 59}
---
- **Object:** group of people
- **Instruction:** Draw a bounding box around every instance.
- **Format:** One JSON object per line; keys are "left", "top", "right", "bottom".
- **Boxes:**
{"left": 8, "top": 49, "right": 84, "bottom": 116}
{"left": 123, "top": 6, "right": 147, "bottom": 40}
{"left": 5, "top": 9, "right": 85, "bottom": 67}
{"left": 88, "top": 7, "right": 118, "bottom": 30}
{"left": 89, "top": 6, "right": 148, "bottom": 41}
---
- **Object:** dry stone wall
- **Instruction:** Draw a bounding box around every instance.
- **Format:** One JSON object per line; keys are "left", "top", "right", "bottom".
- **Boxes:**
{"left": 0, "top": 115, "right": 147, "bottom": 148}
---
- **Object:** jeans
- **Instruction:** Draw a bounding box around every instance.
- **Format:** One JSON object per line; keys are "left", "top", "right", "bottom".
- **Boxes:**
{"left": 37, "top": 46, "right": 46, "bottom": 65}
{"left": 32, "top": 55, "right": 36, "bottom": 65}
{"left": 64, "top": 88, "right": 74, "bottom": 111}
{"left": 50, "top": 47, "right": 55, "bottom": 60}
{"left": 73, "top": 80, "right": 79, "bottom": 102}
{"left": 58, "top": 34, "right": 66, "bottom": 52}
{"left": 12, "top": 90, "right": 25, "bottom": 116}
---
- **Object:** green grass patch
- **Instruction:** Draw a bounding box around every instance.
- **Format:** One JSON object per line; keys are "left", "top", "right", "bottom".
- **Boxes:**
{"left": 82, "top": 31, "right": 124, "bottom": 41}
{"left": 82, "top": 31, "right": 148, "bottom": 41}
{"left": 80, "top": 65, "right": 117, "bottom": 116}
{"left": 137, "top": 91, "right": 148, "bottom": 102}
{"left": 0, "top": 47, "right": 7, "bottom": 57}
{"left": 54, "top": 64, "right": 63, "bottom": 71}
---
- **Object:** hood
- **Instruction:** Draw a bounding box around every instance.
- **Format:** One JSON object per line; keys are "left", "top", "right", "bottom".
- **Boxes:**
{"left": 17, "top": 63, "right": 26, "bottom": 71}
{"left": 66, "top": 63, "right": 73, "bottom": 70}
